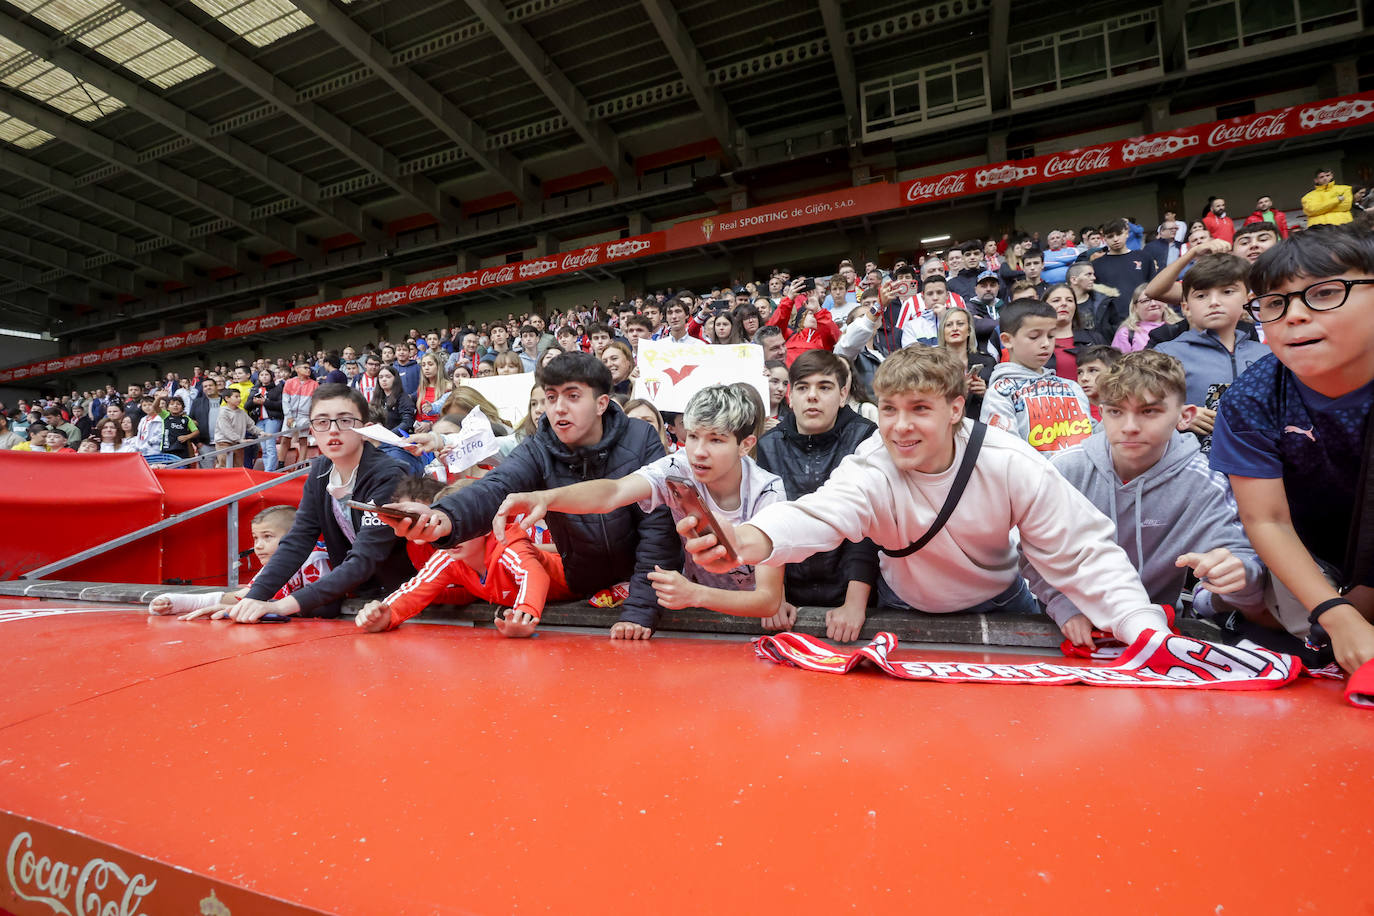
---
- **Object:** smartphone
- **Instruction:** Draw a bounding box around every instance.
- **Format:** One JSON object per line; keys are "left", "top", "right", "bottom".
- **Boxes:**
{"left": 345, "top": 499, "right": 423, "bottom": 523}
{"left": 795, "top": 277, "right": 817, "bottom": 293}
{"left": 891, "top": 279, "right": 912, "bottom": 299}
{"left": 664, "top": 475, "right": 740, "bottom": 566}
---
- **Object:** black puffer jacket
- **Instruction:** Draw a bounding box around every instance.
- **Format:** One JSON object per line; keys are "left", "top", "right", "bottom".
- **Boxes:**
{"left": 433, "top": 404, "right": 682, "bottom": 629}
{"left": 245, "top": 443, "right": 415, "bottom": 616}
{"left": 754, "top": 406, "right": 881, "bottom": 606}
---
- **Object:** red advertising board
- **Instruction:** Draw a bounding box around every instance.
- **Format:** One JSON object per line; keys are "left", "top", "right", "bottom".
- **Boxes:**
{"left": 7, "top": 92, "right": 1374, "bottom": 386}
{"left": 1, "top": 810, "right": 323, "bottom": 916}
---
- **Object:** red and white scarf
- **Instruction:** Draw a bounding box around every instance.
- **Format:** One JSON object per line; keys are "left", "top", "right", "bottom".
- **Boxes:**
{"left": 754, "top": 629, "right": 1313, "bottom": 692}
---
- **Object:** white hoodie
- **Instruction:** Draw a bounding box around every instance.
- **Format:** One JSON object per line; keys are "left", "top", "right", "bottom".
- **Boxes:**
{"left": 747, "top": 419, "right": 1168, "bottom": 644}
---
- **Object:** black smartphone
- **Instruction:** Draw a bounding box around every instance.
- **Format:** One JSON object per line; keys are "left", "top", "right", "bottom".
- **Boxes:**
{"left": 664, "top": 475, "right": 740, "bottom": 566}
{"left": 344, "top": 499, "right": 423, "bottom": 523}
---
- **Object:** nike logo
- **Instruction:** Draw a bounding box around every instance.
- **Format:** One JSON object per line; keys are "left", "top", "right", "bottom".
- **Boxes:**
{"left": 1283, "top": 425, "right": 1316, "bottom": 442}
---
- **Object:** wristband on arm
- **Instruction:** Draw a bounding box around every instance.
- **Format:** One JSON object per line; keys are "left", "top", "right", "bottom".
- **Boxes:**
{"left": 1306, "top": 597, "right": 1357, "bottom": 651}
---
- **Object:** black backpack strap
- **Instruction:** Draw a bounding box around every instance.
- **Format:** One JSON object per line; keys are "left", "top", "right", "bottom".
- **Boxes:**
{"left": 882, "top": 422, "right": 987, "bottom": 558}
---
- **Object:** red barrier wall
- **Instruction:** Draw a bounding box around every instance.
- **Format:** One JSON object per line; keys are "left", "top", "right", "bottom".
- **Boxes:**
{"left": 0, "top": 452, "right": 164, "bottom": 583}
{"left": 0, "top": 453, "right": 304, "bottom": 586}
{"left": 154, "top": 468, "right": 305, "bottom": 588}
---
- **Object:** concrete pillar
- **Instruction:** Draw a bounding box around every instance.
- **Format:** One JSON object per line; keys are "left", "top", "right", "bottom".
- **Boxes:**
{"left": 986, "top": 131, "right": 1007, "bottom": 165}
{"left": 626, "top": 212, "right": 651, "bottom": 236}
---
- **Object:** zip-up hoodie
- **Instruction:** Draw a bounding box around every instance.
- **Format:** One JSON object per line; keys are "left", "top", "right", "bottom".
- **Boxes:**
{"left": 980, "top": 362, "right": 1093, "bottom": 453}
{"left": 1025, "top": 431, "right": 1267, "bottom": 626}
{"left": 1154, "top": 328, "right": 1270, "bottom": 407}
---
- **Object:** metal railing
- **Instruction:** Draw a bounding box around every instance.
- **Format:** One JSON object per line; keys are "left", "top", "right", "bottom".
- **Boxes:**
{"left": 160, "top": 428, "right": 294, "bottom": 469}
{"left": 21, "top": 460, "right": 312, "bottom": 589}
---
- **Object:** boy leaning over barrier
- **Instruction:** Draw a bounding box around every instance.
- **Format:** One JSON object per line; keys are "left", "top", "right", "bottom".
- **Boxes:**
{"left": 381, "top": 352, "right": 681, "bottom": 640}
{"left": 356, "top": 476, "right": 573, "bottom": 638}
{"left": 492, "top": 384, "right": 790, "bottom": 628}
{"left": 148, "top": 505, "right": 331, "bottom": 619}
{"left": 1026, "top": 350, "right": 1267, "bottom": 648}
{"left": 682, "top": 347, "right": 1170, "bottom": 644}
{"left": 1210, "top": 225, "right": 1374, "bottom": 674}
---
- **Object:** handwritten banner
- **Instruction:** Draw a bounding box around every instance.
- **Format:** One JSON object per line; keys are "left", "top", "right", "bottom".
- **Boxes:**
{"left": 633, "top": 339, "right": 768, "bottom": 414}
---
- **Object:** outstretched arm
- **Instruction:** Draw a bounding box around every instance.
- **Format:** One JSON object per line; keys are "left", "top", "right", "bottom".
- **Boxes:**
{"left": 492, "top": 475, "right": 653, "bottom": 538}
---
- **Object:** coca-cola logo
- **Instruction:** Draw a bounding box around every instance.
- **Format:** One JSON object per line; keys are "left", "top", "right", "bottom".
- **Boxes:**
{"left": 259, "top": 315, "right": 285, "bottom": 330}
{"left": 120, "top": 345, "right": 141, "bottom": 358}
{"left": 443, "top": 276, "right": 478, "bottom": 294}
{"left": 1207, "top": 112, "right": 1289, "bottom": 148}
{"left": 163, "top": 334, "right": 185, "bottom": 348}
{"left": 14, "top": 368, "right": 28, "bottom": 378}
{"left": 375, "top": 290, "right": 407, "bottom": 306}
{"left": 81, "top": 353, "right": 100, "bottom": 365}
{"left": 480, "top": 266, "right": 515, "bottom": 286}
{"left": 186, "top": 329, "right": 209, "bottom": 345}
{"left": 408, "top": 281, "right": 441, "bottom": 301}
{"left": 607, "top": 239, "right": 652, "bottom": 259}
{"left": 974, "top": 165, "right": 1036, "bottom": 188}
{"left": 45, "top": 359, "right": 63, "bottom": 371}
{"left": 7, "top": 831, "right": 157, "bottom": 916}
{"left": 905, "top": 172, "right": 968, "bottom": 203}
{"left": 518, "top": 259, "right": 558, "bottom": 279}
{"left": 286, "top": 309, "right": 312, "bottom": 325}
{"left": 63, "top": 356, "right": 81, "bottom": 369}
{"left": 0, "top": 371, "right": 11, "bottom": 382}
{"left": 140, "top": 340, "right": 163, "bottom": 354}
{"left": 1043, "top": 147, "right": 1113, "bottom": 179}
{"left": 228, "top": 319, "right": 259, "bottom": 336}
{"left": 1121, "top": 134, "right": 1199, "bottom": 163}
{"left": 314, "top": 303, "right": 343, "bottom": 319}
{"left": 561, "top": 247, "right": 602, "bottom": 271}
{"left": 1299, "top": 98, "right": 1374, "bottom": 130}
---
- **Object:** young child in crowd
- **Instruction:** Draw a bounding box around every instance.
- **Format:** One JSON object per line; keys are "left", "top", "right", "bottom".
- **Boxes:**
{"left": 160, "top": 396, "right": 198, "bottom": 460}
{"left": 492, "top": 384, "right": 790, "bottom": 627}
{"left": 1026, "top": 351, "right": 1267, "bottom": 646}
{"left": 980, "top": 299, "right": 1095, "bottom": 453}
{"left": 148, "top": 505, "right": 331, "bottom": 618}
{"left": 214, "top": 386, "right": 264, "bottom": 468}
{"left": 1211, "top": 224, "right": 1374, "bottom": 674}
{"left": 681, "top": 347, "right": 1170, "bottom": 644}
{"left": 356, "top": 477, "right": 572, "bottom": 637}
{"left": 1074, "top": 344, "right": 1121, "bottom": 421}
{"left": 1154, "top": 253, "right": 1270, "bottom": 449}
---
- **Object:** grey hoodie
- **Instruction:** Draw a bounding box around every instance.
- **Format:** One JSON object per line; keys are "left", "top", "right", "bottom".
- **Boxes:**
{"left": 1024, "top": 430, "right": 1267, "bottom": 625}
{"left": 1154, "top": 328, "right": 1270, "bottom": 407}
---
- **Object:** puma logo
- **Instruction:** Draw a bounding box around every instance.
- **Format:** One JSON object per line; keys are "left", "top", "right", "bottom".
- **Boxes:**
{"left": 1283, "top": 425, "right": 1316, "bottom": 442}
{"left": 664, "top": 365, "right": 699, "bottom": 384}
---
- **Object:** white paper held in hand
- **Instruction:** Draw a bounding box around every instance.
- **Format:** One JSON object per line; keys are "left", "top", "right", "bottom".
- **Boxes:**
{"left": 445, "top": 409, "right": 499, "bottom": 475}
{"left": 354, "top": 423, "right": 412, "bottom": 448}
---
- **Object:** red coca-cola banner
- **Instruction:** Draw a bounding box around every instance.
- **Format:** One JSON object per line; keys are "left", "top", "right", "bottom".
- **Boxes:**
{"left": 0, "top": 231, "right": 667, "bottom": 384}
{"left": 7, "top": 92, "right": 1374, "bottom": 385}
{"left": 664, "top": 182, "right": 900, "bottom": 249}
{"left": 901, "top": 92, "right": 1374, "bottom": 206}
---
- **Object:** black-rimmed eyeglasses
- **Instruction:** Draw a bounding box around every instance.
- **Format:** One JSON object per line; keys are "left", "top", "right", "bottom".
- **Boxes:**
{"left": 309, "top": 416, "right": 362, "bottom": 432}
{"left": 1245, "top": 278, "right": 1374, "bottom": 323}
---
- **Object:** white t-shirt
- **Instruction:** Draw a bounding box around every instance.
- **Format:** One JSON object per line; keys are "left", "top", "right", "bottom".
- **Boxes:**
{"left": 634, "top": 452, "right": 784, "bottom": 590}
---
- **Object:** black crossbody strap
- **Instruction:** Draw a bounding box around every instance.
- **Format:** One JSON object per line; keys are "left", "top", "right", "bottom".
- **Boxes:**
{"left": 882, "top": 422, "right": 987, "bottom": 558}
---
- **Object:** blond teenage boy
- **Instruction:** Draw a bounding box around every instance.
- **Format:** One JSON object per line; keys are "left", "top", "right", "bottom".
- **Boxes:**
{"left": 682, "top": 347, "right": 1170, "bottom": 643}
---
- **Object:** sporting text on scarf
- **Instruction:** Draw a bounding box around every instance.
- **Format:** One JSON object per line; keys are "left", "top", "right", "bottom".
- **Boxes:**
{"left": 754, "top": 629, "right": 1304, "bottom": 690}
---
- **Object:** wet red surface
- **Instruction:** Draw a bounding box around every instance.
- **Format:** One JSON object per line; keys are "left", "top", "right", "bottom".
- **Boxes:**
{"left": 0, "top": 602, "right": 1369, "bottom": 914}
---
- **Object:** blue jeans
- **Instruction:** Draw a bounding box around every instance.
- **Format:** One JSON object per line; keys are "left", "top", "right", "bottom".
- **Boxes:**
{"left": 877, "top": 577, "right": 1041, "bottom": 615}
{"left": 257, "top": 418, "right": 282, "bottom": 471}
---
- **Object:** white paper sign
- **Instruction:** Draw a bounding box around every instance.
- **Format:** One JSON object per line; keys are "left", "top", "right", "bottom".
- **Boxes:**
{"left": 634, "top": 340, "right": 769, "bottom": 413}
{"left": 457, "top": 372, "right": 538, "bottom": 427}
{"left": 444, "top": 408, "right": 499, "bottom": 475}
{"left": 355, "top": 423, "right": 411, "bottom": 447}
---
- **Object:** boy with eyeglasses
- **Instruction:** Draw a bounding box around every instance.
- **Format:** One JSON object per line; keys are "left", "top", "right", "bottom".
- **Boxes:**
{"left": 1211, "top": 225, "right": 1374, "bottom": 674}
{"left": 224, "top": 384, "right": 415, "bottom": 623}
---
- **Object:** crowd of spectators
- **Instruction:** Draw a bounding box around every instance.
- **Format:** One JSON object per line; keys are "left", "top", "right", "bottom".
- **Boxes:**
{"left": 8, "top": 166, "right": 1374, "bottom": 676}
